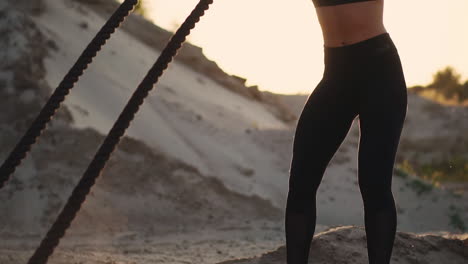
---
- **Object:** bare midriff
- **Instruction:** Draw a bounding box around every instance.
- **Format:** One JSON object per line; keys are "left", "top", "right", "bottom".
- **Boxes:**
{"left": 314, "top": 0, "right": 386, "bottom": 47}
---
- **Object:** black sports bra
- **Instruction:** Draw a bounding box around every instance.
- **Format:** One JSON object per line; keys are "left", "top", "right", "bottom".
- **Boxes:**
{"left": 312, "top": 0, "right": 376, "bottom": 7}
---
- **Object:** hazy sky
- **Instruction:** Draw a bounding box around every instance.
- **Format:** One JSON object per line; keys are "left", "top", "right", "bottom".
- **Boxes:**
{"left": 141, "top": 0, "right": 468, "bottom": 95}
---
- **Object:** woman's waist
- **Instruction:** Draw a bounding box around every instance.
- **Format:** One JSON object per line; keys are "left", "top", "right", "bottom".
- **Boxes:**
{"left": 324, "top": 32, "right": 397, "bottom": 62}
{"left": 316, "top": 0, "right": 385, "bottom": 47}
{"left": 322, "top": 32, "right": 400, "bottom": 78}
{"left": 322, "top": 26, "right": 388, "bottom": 47}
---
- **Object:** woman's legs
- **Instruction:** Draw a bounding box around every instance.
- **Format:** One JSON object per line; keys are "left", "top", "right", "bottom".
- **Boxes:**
{"left": 357, "top": 47, "right": 407, "bottom": 264}
{"left": 285, "top": 78, "right": 359, "bottom": 264}
{"left": 285, "top": 33, "right": 407, "bottom": 264}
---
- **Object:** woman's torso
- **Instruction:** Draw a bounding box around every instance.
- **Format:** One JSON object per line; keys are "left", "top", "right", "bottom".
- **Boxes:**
{"left": 313, "top": 0, "right": 386, "bottom": 47}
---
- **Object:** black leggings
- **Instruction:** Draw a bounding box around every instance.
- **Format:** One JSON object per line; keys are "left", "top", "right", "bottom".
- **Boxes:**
{"left": 285, "top": 33, "right": 407, "bottom": 264}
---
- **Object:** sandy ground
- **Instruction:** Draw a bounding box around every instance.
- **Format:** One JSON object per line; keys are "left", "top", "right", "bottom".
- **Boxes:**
{"left": 1, "top": 0, "right": 467, "bottom": 263}
{"left": 217, "top": 226, "right": 468, "bottom": 264}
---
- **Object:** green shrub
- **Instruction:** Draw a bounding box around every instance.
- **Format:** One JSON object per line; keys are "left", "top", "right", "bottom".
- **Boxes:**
{"left": 419, "top": 155, "right": 468, "bottom": 183}
{"left": 394, "top": 166, "right": 409, "bottom": 179}
{"left": 397, "top": 155, "right": 468, "bottom": 186}
{"left": 395, "top": 160, "right": 416, "bottom": 178}
{"left": 396, "top": 160, "right": 434, "bottom": 195}
{"left": 462, "top": 81, "right": 468, "bottom": 101}
{"left": 427, "top": 66, "right": 468, "bottom": 103}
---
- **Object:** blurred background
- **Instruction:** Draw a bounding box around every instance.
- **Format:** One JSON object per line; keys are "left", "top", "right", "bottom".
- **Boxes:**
{"left": 0, "top": 0, "right": 467, "bottom": 263}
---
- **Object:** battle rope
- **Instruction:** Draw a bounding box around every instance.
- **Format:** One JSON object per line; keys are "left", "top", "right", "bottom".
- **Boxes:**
{"left": 0, "top": 0, "right": 138, "bottom": 190}
{"left": 27, "top": 0, "right": 214, "bottom": 263}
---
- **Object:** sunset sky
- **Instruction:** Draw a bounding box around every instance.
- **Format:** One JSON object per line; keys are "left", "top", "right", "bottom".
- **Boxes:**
{"left": 140, "top": 0, "right": 468, "bottom": 95}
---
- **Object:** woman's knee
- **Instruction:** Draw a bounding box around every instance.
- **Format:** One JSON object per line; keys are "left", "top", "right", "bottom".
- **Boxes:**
{"left": 286, "top": 185, "right": 316, "bottom": 214}
{"left": 287, "top": 166, "right": 321, "bottom": 212}
{"left": 358, "top": 183, "right": 395, "bottom": 211}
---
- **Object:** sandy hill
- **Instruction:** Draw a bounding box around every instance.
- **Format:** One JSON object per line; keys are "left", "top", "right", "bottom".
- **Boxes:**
{"left": 218, "top": 226, "right": 468, "bottom": 264}
{"left": 0, "top": 0, "right": 467, "bottom": 263}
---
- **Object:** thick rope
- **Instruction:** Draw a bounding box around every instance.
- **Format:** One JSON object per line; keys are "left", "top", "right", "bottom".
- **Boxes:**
{"left": 27, "top": 1, "right": 214, "bottom": 263}
{"left": 0, "top": 0, "right": 138, "bottom": 190}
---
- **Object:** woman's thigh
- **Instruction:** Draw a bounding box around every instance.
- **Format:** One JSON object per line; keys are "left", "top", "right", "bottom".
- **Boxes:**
{"left": 357, "top": 51, "right": 408, "bottom": 197}
{"left": 289, "top": 78, "right": 359, "bottom": 197}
